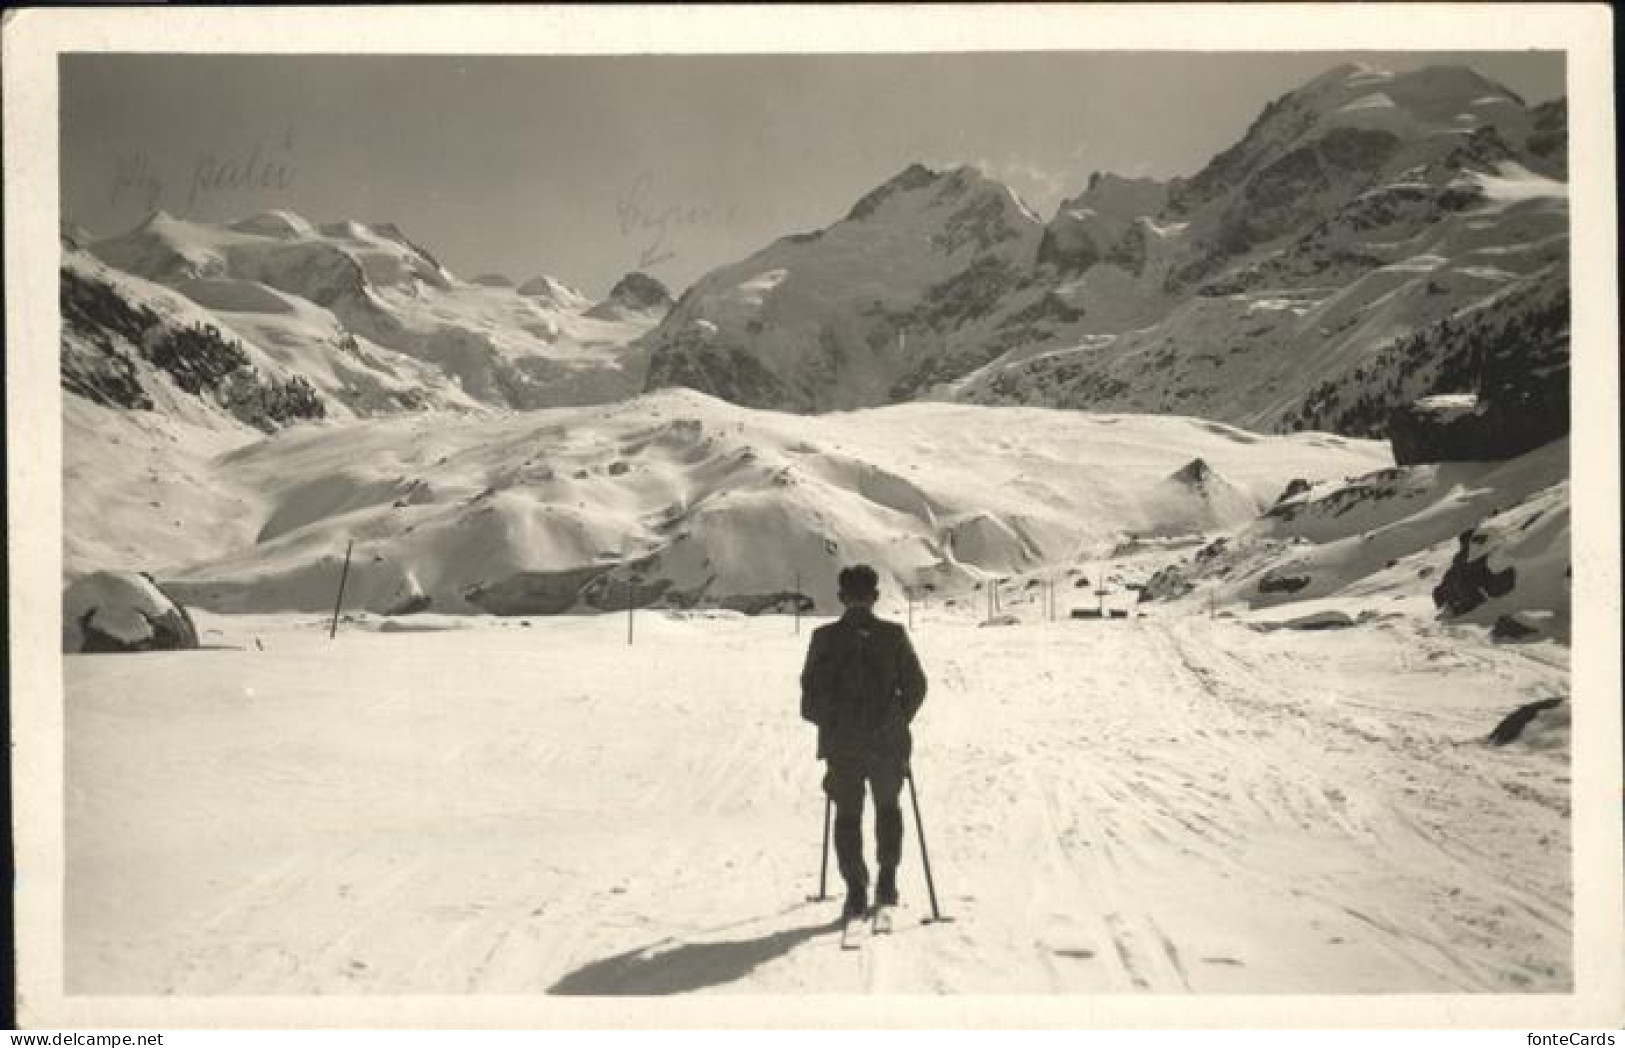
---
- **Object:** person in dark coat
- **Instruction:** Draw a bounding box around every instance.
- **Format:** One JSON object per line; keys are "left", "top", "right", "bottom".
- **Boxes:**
{"left": 799, "top": 564, "right": 928, "bottom": 917}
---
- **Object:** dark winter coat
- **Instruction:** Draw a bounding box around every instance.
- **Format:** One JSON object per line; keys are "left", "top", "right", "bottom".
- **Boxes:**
{"left": 799, "top": 608, "right": 927, "bottom": 762}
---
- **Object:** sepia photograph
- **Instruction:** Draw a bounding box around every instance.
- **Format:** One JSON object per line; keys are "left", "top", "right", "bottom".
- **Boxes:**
{"left": 7, "top": 3, "right": 1621, "bottom": 1032}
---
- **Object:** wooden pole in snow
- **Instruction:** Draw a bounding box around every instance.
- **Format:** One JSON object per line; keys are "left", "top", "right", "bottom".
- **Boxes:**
{"left": 627, "top": 576, "right": 636, "bottom": 646}
{"left": 328, "top": 539, "right": 354, "bottom": 640}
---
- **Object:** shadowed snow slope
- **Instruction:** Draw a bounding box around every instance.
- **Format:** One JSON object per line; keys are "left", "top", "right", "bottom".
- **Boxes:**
{"left": 135, "top": 389, "right": 1388, "bottom": 616}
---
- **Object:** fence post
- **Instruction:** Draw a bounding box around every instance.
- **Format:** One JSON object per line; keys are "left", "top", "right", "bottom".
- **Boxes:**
{"left": 328, "top": 539, "right": 354, "bottom": 640}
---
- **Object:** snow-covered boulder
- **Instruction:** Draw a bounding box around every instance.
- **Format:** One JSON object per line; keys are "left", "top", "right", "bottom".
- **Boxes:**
{"left": 63, "top": 570, "right": 199, "bottom": 654}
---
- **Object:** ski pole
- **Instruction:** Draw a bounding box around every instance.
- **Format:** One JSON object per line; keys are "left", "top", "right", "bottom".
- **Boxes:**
{"left": 906, "top": 767, "right": 953, "bottom": 923}
{"left": 807, "top": 796, "right": 832, "bottom": 901}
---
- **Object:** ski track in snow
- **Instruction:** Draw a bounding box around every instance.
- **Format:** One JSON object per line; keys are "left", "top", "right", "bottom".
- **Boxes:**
{"left": 64, "top": 607, "right": 1569, "bottom": 995}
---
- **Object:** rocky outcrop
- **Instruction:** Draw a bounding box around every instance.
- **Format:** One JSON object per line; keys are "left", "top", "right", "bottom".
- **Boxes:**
{"left": 461, "top": 567, "right": 603, "bottom": 616}
{"left": 60, "top": 265, "right": 327, "bottom": 430}
{"left": 1487, "top": 697, "right": 1566, "bottom": 746}
{"left": 1432, "top": 529, "right": 1517, "bottom": 615}
{"left": 1388, "top": 394, "right": 1489, "bottom": 464}
{"left": 1272, "top": 478, "right": 1313, "bottom": 505}
{"left": 1142, "top": 565, "right": 1194, "bottom": 601}
{"left": 586, "top": 272, "right": 673, "bottom": 320}
{"left": 1491, "top": 612, "right": 1542, "bottom": 641}
{"left": 718, "top": 591, "right": 815, "bottom": 616}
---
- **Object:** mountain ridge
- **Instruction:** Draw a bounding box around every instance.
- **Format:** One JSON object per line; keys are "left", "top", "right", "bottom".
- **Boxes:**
{"left": 639, "top": 63, "right": 1569, "bottom": 441}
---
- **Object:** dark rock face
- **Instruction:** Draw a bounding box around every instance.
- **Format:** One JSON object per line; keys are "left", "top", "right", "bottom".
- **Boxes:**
{"left": 586, "top": 272, "right": 674, "bottom": 320}
{"left": 1491, "top": 612, "right": 1541, "bottom": 641}
{"left": 1273, "top": 478, "right": 1313, "bottom": 505}
{"left": 1432, "top": 529, "right": 1517, "bottom": 615}
{"left": 847, "top": 163, "right": 941, "bottom": 222}
{"left": 1142, "top": 565, "right": 1194, "bottom": 601}
{"left": 1272, "top": 609, "right": 1355, "bottom": 631}
{"left": 1257, "top": 572, "right": 1311, "bottom": 595}
{"left": 1389, "top": 378, "right": 1568, "bottom": 466}
{"left": 462, "top": 567, "right": 603, "bottom": 615}
{"left": 1035, "top": 215, "right": 1102, "bottom": 273}
{"left": 77, "top": 604, "right": 198, "bottom": 653}
{"left": 383, "top": 593, "right": 433, "bottom": 616}
{"left": 1170, "top": 458, "right": 1214, "bottom": 485}
{"left": 1388, "top": 397, "right": 1489, "bottom": 465}
{"left": 718, "top": 592, "right": 816, "bottom": 616}
{"left": 1527, "top": 99, "right": 1568, "bottom": 176}
{"left": 1487, "top": 697, "right": 1565, "bottom": 746}
{"left": 645, "top": 337, "right": 798, "bottom": 411}
{"left": 934, "top": 191, "right": 1026, "bottom": 254}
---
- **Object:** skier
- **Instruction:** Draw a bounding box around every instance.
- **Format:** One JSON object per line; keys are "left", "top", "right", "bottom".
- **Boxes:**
{"left": 799, "top": 564, "right": 928, "bottom": 920}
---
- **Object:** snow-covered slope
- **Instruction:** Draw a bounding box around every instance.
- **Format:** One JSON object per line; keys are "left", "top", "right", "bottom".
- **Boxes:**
{"left": 643, "top": 64, "right": 1568, "bottom": 441}
{"left": 63, "top": 244, "right": 485, "bottom": 429}
{"left": 65, "top": 606, "right": 1571, "bottom": 994}
{"left": 137, "top": 389, "right": 1387, "bottom": 617}
{"left": 81, "top": 210, "right": 665, "bottom": 413}
{"left": 1137, "top": 435, "right": 1570, "bottom": 641}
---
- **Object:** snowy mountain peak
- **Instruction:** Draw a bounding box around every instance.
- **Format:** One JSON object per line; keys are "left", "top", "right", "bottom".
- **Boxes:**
{"left": 137, "top": 208, "right": 182, "bottom": 230}
{"left": 229, "top": 209, "right": 317, "bottom": 239}
{"left": 643, "top": 157, "right": 1048, "bottom": 411}
{"left": 1039, "top": 172, "right": 1172, "bottom": 274}
{"left": 367, "top": 222, "right": 450, "bottom": 279}
{"left": 1069, "top": 172, "right": 1170, "bottom": 215}
{"left": 846, "top": 162, "right": 943, "bottom": 221}
{"left": 70, "top": 210, "right": 666, "bottom": 419}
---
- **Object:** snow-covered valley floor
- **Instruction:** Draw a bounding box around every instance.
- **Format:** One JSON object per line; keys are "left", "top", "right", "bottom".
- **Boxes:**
{"left": 65, "top": 605, "right": 1570, "bottom": 995}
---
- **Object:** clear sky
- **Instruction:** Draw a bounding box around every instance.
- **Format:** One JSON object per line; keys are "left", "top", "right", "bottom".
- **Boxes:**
{"left": 61, "top": 51, "right": 1565, "bottom": 298}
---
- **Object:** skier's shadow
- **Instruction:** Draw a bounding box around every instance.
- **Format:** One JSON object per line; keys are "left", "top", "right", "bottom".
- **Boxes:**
{"left": 548, "top": 915, "right": 845, "bottom": 995}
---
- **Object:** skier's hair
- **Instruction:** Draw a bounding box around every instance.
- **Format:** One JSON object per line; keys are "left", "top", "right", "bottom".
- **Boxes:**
{"left": 838, "top": 564, "right": 879, "bottom": 600}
